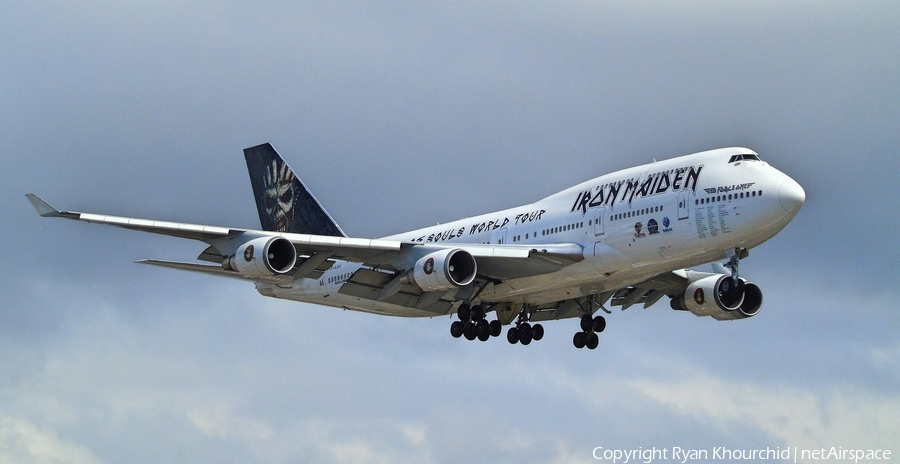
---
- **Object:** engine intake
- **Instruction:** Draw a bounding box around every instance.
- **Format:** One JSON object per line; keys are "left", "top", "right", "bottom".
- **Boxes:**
{"left": 409, "top": 249, "right": 477, "bottom": 292}
{"left": 671, "top": 274, "right": 763, "bottom": 321}
{"left": 228, "top": 236, "right": 297, "bottom": 277}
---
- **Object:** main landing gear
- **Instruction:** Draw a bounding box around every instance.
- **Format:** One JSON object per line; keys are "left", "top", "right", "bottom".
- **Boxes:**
{"left": 573, "top": 314, "right": 605, "bottom": 350}
{"left": 506, "top": 311, "right": 544, "bottom": 346}
{"left": 450, "top": 303, "right": 501, "bottom": 342}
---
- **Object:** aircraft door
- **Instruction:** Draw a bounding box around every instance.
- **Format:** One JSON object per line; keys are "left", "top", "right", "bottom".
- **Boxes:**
{"left": 491, "top": 228, "right": 509, "bottom": 244}
{"left": 677, "top": 192, "right": 690, "bottom": 220}
{"left": 594, "top": 207, "right": 605, "bottom": 236}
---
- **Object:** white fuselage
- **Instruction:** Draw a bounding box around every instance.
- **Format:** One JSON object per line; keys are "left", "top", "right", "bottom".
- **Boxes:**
{"left": 262, "top": 148, "right": 805, "bottom": 317}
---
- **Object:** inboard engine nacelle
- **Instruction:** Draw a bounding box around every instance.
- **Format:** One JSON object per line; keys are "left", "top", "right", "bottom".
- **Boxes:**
{"left": 226, "top": 236, "right": 297, "bottom": 277}
{"left": 408, "top": 248, "right": 477, "bottom": 292}
{"left": 671, "top": 274, "right": 763, "bottom": 321}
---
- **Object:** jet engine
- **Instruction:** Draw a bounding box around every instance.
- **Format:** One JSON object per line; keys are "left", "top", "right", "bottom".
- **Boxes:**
{"left": 409, "top": 249, "right": 477, "bottom": 292}
{"left": 226, "top": 236, "right": 297, "bottom": 277}
{"left": 671, "top": 274, "right": 763, "bottom": 321}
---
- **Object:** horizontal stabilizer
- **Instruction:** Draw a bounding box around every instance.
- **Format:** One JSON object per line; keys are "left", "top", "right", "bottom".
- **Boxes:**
{"left": 137, "top": 259, "right": 250, "bottom": 280}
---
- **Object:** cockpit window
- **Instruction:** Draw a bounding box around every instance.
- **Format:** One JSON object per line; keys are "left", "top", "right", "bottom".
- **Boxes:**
{"left": 729, "top": 154, "right": 762, "bottom": 163}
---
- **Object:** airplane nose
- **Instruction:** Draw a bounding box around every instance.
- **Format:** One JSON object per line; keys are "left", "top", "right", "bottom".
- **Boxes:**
{"left": 778, "top": 177, "right": 805, "bottom": 214}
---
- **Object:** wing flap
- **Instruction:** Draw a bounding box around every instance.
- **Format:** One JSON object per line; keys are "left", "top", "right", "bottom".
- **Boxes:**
{"left": 197, "top": 246, "right": 224, "bottom": 263}
{"left": 336, "top": 268, "right": 453, "bottom": 314}
{"left": 467, "top": 243, "right": 584, "bottom": 280}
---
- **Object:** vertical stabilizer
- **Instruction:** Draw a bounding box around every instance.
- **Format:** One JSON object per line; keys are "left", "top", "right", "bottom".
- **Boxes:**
{"left": 244, "top": 143, "right": 346, "bottom": 237}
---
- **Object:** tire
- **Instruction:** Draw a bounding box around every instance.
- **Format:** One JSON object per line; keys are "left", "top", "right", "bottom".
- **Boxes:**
{"left": 476, "top": 319, "right": 489, "bottom": 337}
{"left": 593, "top": 316, "right": 606, "bottom": 333}
{"left": 471, "top": 305, "right": 484, "bottom": 321}
{"left": 450, "top": 321, "right": 464, "bottom": 338}
{"left": 464, "top": 323, "right": 477, "bottom": 340}
{"left": 507, "top": 327, "right": 519, "bottom": 344}
{"left": 457, "top": 303, "right": 471, "bottom": 321}
{"left": 580, "top": 315, "right": 593, "bottom": 332}
{"left": 489, "top": 320, "right": 502, "bottom": 337}
{"left": 532, "top": 324, "right": 544, "bottom": 341}
{"left": 519, "top": 323, "right": 532, "bottom": 340}
{"left": 520, "top": 332, "right": 532, "bottom": 345}
{"left": 586, "top": 332, "right": 599, "bottom": 350}
{"left": 573, "top": 332, "right": 586, "bottom": 349}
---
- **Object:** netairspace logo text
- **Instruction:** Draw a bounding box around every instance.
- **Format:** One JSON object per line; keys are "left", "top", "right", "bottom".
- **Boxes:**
{"left": 592, "top": 446, "right": 892, "bottom": 463}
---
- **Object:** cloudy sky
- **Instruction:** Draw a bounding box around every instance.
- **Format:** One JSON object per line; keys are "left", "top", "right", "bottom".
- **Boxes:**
{"left": 2, "top": 1, "right": 899, "bottom": 462}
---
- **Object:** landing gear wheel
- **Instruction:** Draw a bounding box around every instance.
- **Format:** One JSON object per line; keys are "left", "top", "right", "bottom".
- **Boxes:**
{"left": 573, "top": 332, "right": 586, "bottom": 349}
{"left": 586, "top": 332, "right": 599, "bottom": 350}
{"left": 507, "top": 327, "right": 519, "bottom": 344}
{"left": 593, "top": 316, "right": 606, "bottom": 333}
{"left": 476, "top": 319, "right": 490, "bottom": 341}
{"left": 531, "top": 324, "right": 544, "bottom": 341}
{"left": 464, "top": 323, "right": 477, "bottom": 340}
{"left": 457, "top": 303, "right": 471, "bottom": 322}
{"left": 520, "top": 331, "right": 532, "bottom": 345}
{"left": 450, "top": 321, "right": 464, "bottom": 338}
{"left": 580, "top": 315, "right": 593, "bottom": 332}
{"left": 519, "top": 323, "right": 532, "bottom": 340}
{"left": 471, "top": 305, "right": 485, "bottom": 321}
{"left": 489, "top": 320, "right": 502, "bottom": 337}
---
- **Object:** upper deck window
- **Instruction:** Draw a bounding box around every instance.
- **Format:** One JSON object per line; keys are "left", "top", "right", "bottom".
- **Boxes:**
{"left": 728, "top": 154, "right": 762, "bottom": 163}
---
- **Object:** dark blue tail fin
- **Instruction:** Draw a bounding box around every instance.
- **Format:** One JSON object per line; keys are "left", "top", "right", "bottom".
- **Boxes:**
{"left": 244, "top": 143, "right": 346, "bottom": 237}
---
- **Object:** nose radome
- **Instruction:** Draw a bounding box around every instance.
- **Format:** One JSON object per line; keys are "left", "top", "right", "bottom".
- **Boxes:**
{"left": 778, "top": 177, "right": 806, "bottom": 214}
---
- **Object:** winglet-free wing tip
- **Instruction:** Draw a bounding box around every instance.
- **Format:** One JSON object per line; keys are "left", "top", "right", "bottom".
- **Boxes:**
{"left": 25, "top": 194, "right": 62, "bottom": 217}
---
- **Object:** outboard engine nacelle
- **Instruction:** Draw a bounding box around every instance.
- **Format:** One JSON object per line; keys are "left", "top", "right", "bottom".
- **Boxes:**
{"left": 409, "top": 248, "right": 477, "bottom": 292}
{"left": 227, "top": 236, "right": 297, "bottom": 277}
{"left": 671, "top": 275, "right": 764, "bottom": 321}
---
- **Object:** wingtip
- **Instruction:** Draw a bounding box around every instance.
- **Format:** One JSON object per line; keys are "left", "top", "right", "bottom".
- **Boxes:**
{"left": 25, "top": 193, "right": 61, "bottom": 217}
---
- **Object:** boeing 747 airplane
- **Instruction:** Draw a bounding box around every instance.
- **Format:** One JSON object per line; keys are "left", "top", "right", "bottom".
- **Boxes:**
{"left": 28, "top": 144, "right": 804, "bottom": 349}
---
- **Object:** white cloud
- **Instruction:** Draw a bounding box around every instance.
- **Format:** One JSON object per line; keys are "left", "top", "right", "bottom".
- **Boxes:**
{"left": 632, "top": 367, "right": 900, "bottom": 452}
{"left": 0, "top": 417, "right": 103, "bottom": 464}
{"left": 185, "top": 403, "right": 274, "bottom": 442}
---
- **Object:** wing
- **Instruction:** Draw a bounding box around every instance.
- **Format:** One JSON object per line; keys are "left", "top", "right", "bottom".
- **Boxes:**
{"left": 26, "top": 194, "right": 583, "bottom": 284}
{"left": 519, "top": 269, "right": 691, "bottom": 323}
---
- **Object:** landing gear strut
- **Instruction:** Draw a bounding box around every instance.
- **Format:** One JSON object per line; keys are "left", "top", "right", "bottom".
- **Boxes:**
{"left": 506, "top": 310, "right": 543, "bottom": 346}
{"left": 721, "top": 247, "right": 748, "bottom": 306}
{"left": 724, "top": 247, "right": 748, "bottom": 281}
{"left": 450, "top": 303, "right": 502, "bottom": 342}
